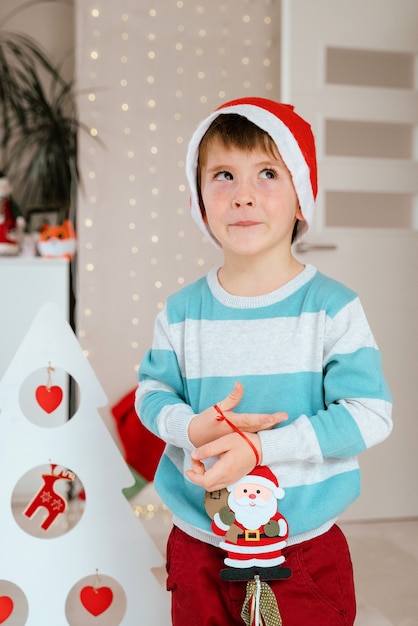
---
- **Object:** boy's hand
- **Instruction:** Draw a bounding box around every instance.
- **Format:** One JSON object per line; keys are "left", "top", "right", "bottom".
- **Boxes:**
{"left": 185, "top": 431, "right": 262, "bottom": 492}
{"left": 188, "top": 381, "right": 288, "bottom": 448}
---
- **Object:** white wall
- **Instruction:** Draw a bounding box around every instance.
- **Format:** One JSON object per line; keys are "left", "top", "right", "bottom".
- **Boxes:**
{"left": 0, "top": 0, "right": 74, "bottom": 82}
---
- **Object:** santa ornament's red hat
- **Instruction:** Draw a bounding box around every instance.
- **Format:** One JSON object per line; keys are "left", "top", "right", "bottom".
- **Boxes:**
{"left": 228, "top": 466, "right": 285, "bottom": 500}
{"left": 186, "top": 96, "right": 318, "bottom": 245}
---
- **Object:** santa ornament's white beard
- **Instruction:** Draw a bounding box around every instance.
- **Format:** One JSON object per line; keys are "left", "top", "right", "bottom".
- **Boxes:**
{"left": 229, "top": 493, "right": 278, "bottom": 530}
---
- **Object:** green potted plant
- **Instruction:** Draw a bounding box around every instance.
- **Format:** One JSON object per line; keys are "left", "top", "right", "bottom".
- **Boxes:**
{"left": 0, "top": 26, "right": 97, "bottom": 227}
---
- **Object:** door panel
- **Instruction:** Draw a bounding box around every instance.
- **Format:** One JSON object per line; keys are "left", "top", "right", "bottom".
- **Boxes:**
{"left": 282, "top": 0, "right": 418, "bottom": 519}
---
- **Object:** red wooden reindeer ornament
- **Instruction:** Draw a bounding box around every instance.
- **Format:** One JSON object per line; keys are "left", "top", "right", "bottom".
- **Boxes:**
{"left": 23, "top": 464, "right": 75, "bottom": 531}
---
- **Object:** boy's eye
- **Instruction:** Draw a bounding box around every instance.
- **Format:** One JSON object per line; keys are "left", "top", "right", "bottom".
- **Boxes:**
{"left": 260, "top": 168, "right": 277, "bottom": 179}
{"left": 215, "top": 170, "right": 233, "bottom": 181}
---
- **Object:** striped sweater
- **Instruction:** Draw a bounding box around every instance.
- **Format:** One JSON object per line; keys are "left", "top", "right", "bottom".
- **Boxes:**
{"left": 136, "top": 264, "right": 392, "bottom": 546}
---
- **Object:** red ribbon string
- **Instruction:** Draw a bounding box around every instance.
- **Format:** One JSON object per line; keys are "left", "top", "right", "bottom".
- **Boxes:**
{"left": 213, "top": 404, "right": 260, "bottom": 467}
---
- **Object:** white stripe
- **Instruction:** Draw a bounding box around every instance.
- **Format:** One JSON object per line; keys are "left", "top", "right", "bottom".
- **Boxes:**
{"left": 344, "top": 398, "right": 393, "bottom": 448}
{"left": 269, "top": 455, "right": 359, "bottom": 489}
{"left": 167, "top": 444, "right": 359, "bottom": 492}
{"left": 324, "top": 298, "right": 376, "bottom": 361}
{"left": 171, "top": 313, "right": 325, "bottom": 378}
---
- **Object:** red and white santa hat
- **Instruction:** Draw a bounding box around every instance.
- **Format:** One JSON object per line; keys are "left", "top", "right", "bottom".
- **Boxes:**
{"left": 185, "top": 96, "right": 318, "bottom": 245}
{"left": 228, "top": 466, "right": 285, "bottom": 500}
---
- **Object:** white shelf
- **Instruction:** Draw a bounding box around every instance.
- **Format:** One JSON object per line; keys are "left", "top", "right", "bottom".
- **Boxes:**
{"left": 0, "top": 257, "right": 69, "bottom": 379}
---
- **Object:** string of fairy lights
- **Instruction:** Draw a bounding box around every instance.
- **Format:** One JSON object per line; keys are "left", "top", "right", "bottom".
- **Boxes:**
{"left": 76, "top": 2, "right": 280, "bottom": 378}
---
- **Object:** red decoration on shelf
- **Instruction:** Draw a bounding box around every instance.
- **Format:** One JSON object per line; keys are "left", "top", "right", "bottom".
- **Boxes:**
{"left": 80, "top": 586, "right": 113, "bottom": 616}
{"left": 35, "top": 385, "right": 63, "bottom": 413}
{"left": 0, "top": 596, "right": 13, "bottom": 624}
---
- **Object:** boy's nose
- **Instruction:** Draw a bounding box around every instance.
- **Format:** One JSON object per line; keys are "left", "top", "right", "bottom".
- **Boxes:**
{"left": 233, "top": 186, "right": 254, "bottom": 208}
{"left": 233, "top": 197, "right": 254, "bottom": 208}
{"left": 232, "top": 178, "right": 255, "bottom": 208}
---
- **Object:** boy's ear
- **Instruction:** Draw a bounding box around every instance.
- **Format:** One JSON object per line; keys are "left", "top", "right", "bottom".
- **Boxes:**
{"left": 296, "top": 205, "right": 305, "bottom": 222}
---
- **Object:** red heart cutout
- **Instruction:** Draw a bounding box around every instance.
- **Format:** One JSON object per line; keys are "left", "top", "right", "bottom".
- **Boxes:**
{"left": 35, "top": 385, "right": 63, "bottom": 413}
{"left": 80, "top": 586, "right": 113, "bottom": 616}
{"left": 0, "top": 596, "right": 13, "bottom": 624}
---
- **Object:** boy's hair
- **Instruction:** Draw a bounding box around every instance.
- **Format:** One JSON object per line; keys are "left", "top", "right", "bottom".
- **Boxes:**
{"left": 198, "top": 113, "right": 278, "bottom": 166}
{"left": 197, "top": 113, "right": 301, "bottom": 243}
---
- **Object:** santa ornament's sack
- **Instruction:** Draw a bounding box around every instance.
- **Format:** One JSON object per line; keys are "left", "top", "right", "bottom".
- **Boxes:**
{"left": 241, "top": 576, "right": 282, "bottom": 626}
{"left": 205, "top": 465, "right": 291, "bottom": 625}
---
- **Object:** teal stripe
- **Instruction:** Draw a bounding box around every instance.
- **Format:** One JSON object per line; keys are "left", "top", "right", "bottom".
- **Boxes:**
{"left": 167, "top": 271, "right": 357, "bottom": 323}
{"left": 139, "top": 349, "right": 184, "bottom": 394}
{"left": 140, "top": 392, "right": 183, "bottom": 436}
{"left": 305, "top": 271, "right": 357, "bottom": 319}
{"left": 155, "top": 455, "right": 212, "bottom": 531}
{"left": 154, "top": 456, "right": 361, "bottom": 537}
{"left": 139, "top": 349, "right": 187, "bottom": 435}
{"left": 139, "top": 347, "right": 390, "bottom": 416}
{"left": 281, "top": 469, "right": 361, "bottom": 536}
{"left": 139, "top": 350, "right": 327, "bottom": 417}
{"left": 312, "top": 403, "right": 367, "bottom": 458}
{"left": 185, "top": 372, "right": 325, "bottom": 418}
{"left": 325, "top": 347, "right": 392, "bottom": 403}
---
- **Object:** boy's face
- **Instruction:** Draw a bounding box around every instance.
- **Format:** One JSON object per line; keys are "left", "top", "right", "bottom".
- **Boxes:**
{"left": 199, "top": 138, "right": 303, "bottom": 260}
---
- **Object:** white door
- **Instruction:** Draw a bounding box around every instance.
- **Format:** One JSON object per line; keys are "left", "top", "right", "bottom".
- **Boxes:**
{"left": 282, "top": 0, "right": 418, "bottom": 520}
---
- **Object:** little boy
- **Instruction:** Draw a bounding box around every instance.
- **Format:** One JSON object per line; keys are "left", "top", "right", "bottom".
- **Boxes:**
{"left": 136, "top": 97, "right": 392, "bottom": 625}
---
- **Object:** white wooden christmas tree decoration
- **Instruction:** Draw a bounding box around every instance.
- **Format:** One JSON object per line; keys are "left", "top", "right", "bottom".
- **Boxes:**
{"left": 0, "top": 303, "right": 170, "bottom": 625}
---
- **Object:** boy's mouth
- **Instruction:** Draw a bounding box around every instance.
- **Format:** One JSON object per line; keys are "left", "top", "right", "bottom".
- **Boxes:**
{"left": 231, "top": 220, "right": 261, "bottom": 227}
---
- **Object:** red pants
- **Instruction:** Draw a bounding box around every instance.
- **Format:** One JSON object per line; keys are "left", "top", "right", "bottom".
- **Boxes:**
{"left": 166, "top": 524, "right": 356, "bottom": 626}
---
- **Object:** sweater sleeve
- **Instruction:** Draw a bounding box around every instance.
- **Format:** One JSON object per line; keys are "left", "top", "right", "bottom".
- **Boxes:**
{"left": 135, "top": 306, "right": 195, "bottom": 452}
{"left": 259, "top": 296, "right": 393, "bottom": 466}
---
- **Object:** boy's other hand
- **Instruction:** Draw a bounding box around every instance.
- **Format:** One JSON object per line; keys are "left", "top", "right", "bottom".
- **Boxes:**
{"left": 186, "top": 432, "right": 262, "bottom": 492}
{"left": 188, "top": 381, "right": 288, "bottom": 448}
